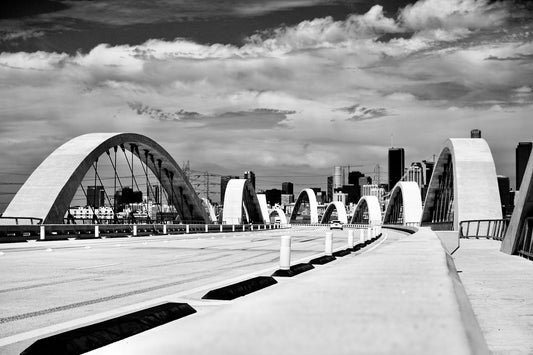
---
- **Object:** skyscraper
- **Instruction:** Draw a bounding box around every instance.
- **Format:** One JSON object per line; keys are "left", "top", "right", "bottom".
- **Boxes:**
{"left": 87, "top": 185, "right": 105, "bottom": 208}
{"left": 244, "top": 171, "right": 256, "bottom": 190}
{"left": 516, "top": 142, "right": 532, "bottom": 190}
{"left": 388, "top": 147, "right": 405, "bottom": 191}
{"left": 281, "top": 182, "right": 293, "bottom": 195}
{"left": 327, "top": 176, "right": 333, "bottom": 202}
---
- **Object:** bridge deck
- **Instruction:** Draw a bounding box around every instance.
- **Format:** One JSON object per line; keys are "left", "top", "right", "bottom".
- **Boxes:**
{"left": 88, "top": 228, "right": 486, "bottom": 355}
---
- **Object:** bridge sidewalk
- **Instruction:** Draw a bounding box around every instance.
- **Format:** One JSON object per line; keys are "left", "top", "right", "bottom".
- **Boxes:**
{"left": 453, "top": 239, "right": 533, "bottom": 354}
{"left": 89, "top": 228, "right": 487, "bottom": 355}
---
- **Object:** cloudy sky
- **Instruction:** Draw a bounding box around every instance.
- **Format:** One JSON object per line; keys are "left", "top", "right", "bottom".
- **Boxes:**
{"left": 0, "top": 0, "right": 532, "bottom": 209}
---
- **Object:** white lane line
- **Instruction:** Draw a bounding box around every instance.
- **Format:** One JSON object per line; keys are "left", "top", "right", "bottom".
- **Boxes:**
{"left": 75, "top": 263, "right": 120, "bottom": 270}
{"left": 0, "top": 232, "right": 388, "bottom": 348}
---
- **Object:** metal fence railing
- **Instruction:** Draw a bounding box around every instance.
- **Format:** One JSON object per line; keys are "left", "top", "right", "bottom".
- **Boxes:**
{"left": 459, "top": 219, "right": 509, "bottom": 240}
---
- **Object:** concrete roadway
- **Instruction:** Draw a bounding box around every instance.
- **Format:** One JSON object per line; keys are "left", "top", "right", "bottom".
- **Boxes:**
{"left": 0, "top": 226, "right": 397, "bottom": 354}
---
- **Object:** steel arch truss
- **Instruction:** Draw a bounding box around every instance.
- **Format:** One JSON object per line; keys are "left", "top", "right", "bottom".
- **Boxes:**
{"left": 383, "top": 181, "right": 422, "bottom": 225}
{"left": 2, "top": 133, "right": 209, "bottom": 224}
{"left": 320, "top": 201, "right": 348, "bottom": 224}
{"left": 222, "top": 179, "right": 265, "bottom": 224}
{"left": 290, "top": 189, "right": 319, "bottom": 224}
{"left": 351, "top": 196, "right": 382, "bottom": 225}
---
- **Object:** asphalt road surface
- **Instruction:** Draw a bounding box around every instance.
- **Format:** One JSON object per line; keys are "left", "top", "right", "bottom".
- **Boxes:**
{"left": 0, "top": 226, "right": 397, "bottom": 354}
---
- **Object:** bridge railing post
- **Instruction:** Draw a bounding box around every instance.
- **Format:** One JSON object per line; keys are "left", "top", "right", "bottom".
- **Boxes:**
{"left": 220, "top": 224, "right": 223, "bottom": 232}
{"left": 348, "top": 230, "right": 354, "bottom": 249}
{"left": 359, "top": 228, "right": 365, "bottom": 245}
{"left": 325, "top": 231, "right": 333, "bottom": 256}
{"left": 163, "top": 224, "right": 167, "bottom": 235}
{"left": 242, "top": 225, "right": 245, "bottom": 232}
{"left": 186, "top": 225, "right": 189, "bottom": 234}
{"left": 205, "top": 224, "right": 208, "bottom": 233}
{"left": 40, "top": 225, "right": 45, "bottom": 241}
{"left": 133, "top": 225, "right": 137, "bottom": 236}
{"left": 95, "top": 225, "right": 99, "bottom": 238}
{"left": 232, "top": 225, "right": 235, "bottom": 232}
{"left": 280, "top": 235, "right": 291, "bottom": 271}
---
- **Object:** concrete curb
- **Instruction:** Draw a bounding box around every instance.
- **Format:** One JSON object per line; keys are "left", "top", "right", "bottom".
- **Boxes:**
{"left": 445, "top": 254, "right": 490, "bottom": 355}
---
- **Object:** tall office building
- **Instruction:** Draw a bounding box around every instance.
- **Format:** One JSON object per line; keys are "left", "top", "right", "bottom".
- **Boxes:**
{"left": 281, "top": 182, "right": 294, "bottom": 195}
{"left": 348, "top": 171, "right": 364, "bottom": 185}
{"left": 333, "top": 166, "right": 344, "bottom": 189}
{"left": 388, "top": 147, "right": 405, "bottom": 191}
{"left": 327, "top": 176, "right": 333, "bottom": 202}
{"left": 244, "top": 171, "right": 256, "bottom": 190}
{"left": 516, "top": 142, "right": 532, "bottom": 190}
{"left": 87, "top": 185, "right": 105, "bottom": 208}
{"left": 220, "top": 175, "right": 239, "bottom": 204}
{"left": 265, "top": 189, "right": 282, "bottom": 206}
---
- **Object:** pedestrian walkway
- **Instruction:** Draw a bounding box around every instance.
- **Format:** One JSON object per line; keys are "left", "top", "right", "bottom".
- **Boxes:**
{"left": 453, "top": 238, "right": 533, "bottom": 354}
{"left": 89, "top": 228, "right": 486, "bottom": 355}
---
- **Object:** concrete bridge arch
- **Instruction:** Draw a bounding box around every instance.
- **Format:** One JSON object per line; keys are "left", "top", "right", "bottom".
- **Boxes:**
{"left": 421, "top": 138, "right": 501, "bottom": 230}
{"left": 269, "top": 208, "right": 288, "bottom": 225}
{"left": 1, "top": 133, "right": 209, "bottom": 224}
{"left": 351, "top": 195, "right": 382, "bottom": 225}
{"left": 383, "top": 181, "right": 422, "bottom": 225}
{"left": 320, "top": 201, "right": 348, "bottom": 224}
{"left": 290, "top": 189, "right": 319, "bottom": 224}
{"left": 222, "top": 179, "right": 264, "bottom": 224}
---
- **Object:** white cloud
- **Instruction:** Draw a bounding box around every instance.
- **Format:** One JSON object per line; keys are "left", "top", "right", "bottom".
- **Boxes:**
{"left": 0, "top": 0, "right": 531, "bottom": 203}
{"left": 400, "top": 0, "right": 508, "bottom": 32}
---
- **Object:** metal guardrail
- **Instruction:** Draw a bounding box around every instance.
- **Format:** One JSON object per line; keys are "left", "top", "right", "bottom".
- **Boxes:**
{"left": 0, "top": 223, "right": 285, "bottom": 242}
{"left": 459, "top": 219, "right": 509, "bottom": 240}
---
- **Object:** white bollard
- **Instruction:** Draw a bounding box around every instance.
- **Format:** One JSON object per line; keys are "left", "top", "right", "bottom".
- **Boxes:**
{"left": 133, "top": 225, "right": 137, "bottom": 236}
{"left": 325, "top": 232, "right": 333, "bottom": 256}
{"left": 40, "top": 225, "right": 45, "bottom": 240}
{"left": 348, "top": 230, "right": 354, "bottom": 248}
{"left": 186, "top": 225, "right": 190, "bottom": 234}
{"left": 243, "top": 225, "right": 245, "bottom": 231}
{"left": 251, "top": 225, "right": 254, "bottom": 231}
{"left": 220, "top": 224, "right": 223, "bottom": 232}
{"left": 232, "top": 225, "right": 235, "bottom": 232}
{"left": 205, "top": 224, "right": 208, "bottom": 232}
{"left": 359, "top": 229, "right": 365, "bottom": 244}
{"left": 95, "top": 225, "right": 100, "bottom": 238}
{"left": 279, "top": 235, "right": 291, "bottom": 270}
{"left": 163, "top": 224, "right": 167, "bottom": 235}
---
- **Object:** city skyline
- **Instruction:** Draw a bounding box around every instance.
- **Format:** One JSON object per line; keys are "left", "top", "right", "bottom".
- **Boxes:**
{"left": 0, "top": 0, "right": 532, "bottom": 210}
